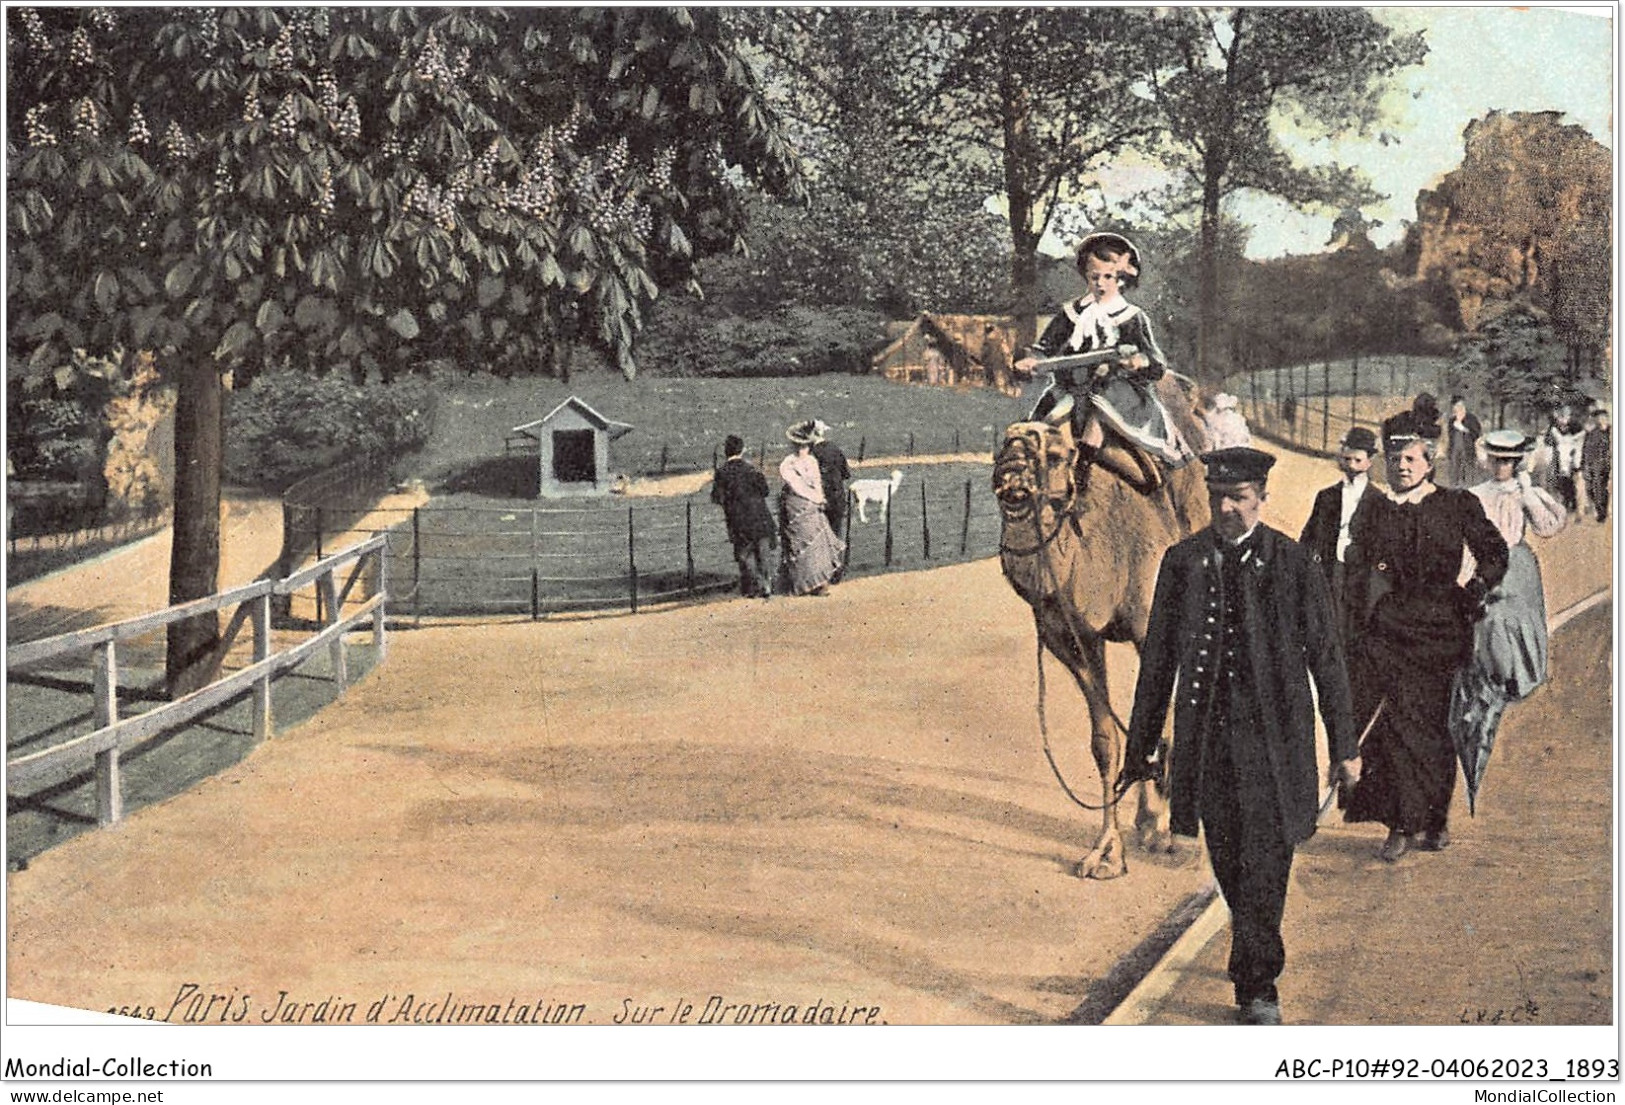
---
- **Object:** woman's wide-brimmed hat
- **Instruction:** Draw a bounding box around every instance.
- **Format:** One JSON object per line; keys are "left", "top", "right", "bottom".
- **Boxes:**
{"left": 1481, "top": 429, "right": 1536, "bottom": 459}
{"left": 786, "top": 419, "right": 822, "bottom": 446}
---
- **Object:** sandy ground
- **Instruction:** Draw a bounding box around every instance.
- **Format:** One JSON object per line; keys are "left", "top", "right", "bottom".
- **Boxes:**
{"left": 6, "top": 493, "right": 287, "bottom": 644}
{"left": 4, "top": 450, "right": 1613, "bottom": 1027}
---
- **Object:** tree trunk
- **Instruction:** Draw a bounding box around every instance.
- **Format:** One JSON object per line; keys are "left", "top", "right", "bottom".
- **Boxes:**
{"left": 1196, "top": 160, "right": 1224, "bottom": 384}
{"left": 999, "top": 55, "right": 1040, "bottom": 348}
{"left": 166, "top": 354, "right": 223, "bottom": 697}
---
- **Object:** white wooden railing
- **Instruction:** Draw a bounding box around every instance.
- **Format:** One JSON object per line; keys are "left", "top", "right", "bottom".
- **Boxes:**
{"left": 6, "top": 536, "right": 389, "bottom": 827}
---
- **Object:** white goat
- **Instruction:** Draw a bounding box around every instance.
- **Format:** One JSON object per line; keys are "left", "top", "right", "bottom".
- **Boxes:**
{"left": 849, "top": 470, "right": 904, "bottom": 523}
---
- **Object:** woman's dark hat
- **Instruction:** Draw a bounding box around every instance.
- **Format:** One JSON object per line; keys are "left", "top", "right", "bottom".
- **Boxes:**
{"left": 1340, "top": 427, "right": 1379, "bottom": 454}
{"left": 1383, "top": 408, "right": 1439, "bottom": 449}
{"left": 1481, "top": 429, "right": 1535, "bottom": 459}
{"left": 1201, "top": 447, "right": 1276, "bottom": 485}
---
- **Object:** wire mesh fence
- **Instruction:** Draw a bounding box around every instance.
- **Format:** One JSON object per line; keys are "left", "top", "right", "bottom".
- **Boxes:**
{"left": 1226, "top": 353, "right": 1454, "bottom": 455}
{"left": 283, "top": 463, "right": 1005, "bottom": 619}
{"left": 506, "top": 424, "right": 1007, "bottom": 478}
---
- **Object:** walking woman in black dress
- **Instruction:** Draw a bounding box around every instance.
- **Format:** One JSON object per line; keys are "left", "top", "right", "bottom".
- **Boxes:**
{"left": 1343, "top": 408, "right": 1508, "bottom": 862}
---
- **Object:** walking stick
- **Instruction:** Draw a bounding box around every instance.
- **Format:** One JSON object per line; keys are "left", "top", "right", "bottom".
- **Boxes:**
{"left": 1318, "top": 696, "right": 1387, "bottom": 821}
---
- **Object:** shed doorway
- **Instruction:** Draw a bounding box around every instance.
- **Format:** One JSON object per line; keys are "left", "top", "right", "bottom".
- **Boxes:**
{"left": 551, "top": 429, "right": 597, "bottom": 484}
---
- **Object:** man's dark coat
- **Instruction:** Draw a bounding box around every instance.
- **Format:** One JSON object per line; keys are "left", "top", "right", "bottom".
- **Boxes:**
{"left": 1298, "top": 478, "right": 1382, "bottom": 623}
{"left": 710, "top": 458, "right": 775, "bottom": 545}
{"left": 810, "top": 441, "right": 851, "bottom": 526}
{"left": 1124, "top": 524, "right": 1358, "bottom": 845}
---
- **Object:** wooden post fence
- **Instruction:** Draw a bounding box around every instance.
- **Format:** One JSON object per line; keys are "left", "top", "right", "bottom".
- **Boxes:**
{"left": 412, "top": 506, "right": 422, "bottom": 625}
{"left": 883, "top": 487, "right": 894, "bottom": 567}
{"left": 1351, "top": 354, "right": 1360, "bottom": 433}
{"left": 1322, "top": 358, "right": 1332, "bottom": 453}
{"left": 252, "top": 592, "right": 272, "bottom": 742}
{"left": 920, "top": 479, "right": 931, "bottom": 560}
{"left": 627, "top": 507, "right": 639, "bottom": 614}
{"left": 685, "top": 500, "right": 695, "bottom": 595}
{"left": 961, "top": 479, "right": 972, "bottom": 555}
{"left": 7, "top": 537, "right": 388, "bottom": 829}
{"left": 93, "top": 641, "right": 120, "bottom": 825}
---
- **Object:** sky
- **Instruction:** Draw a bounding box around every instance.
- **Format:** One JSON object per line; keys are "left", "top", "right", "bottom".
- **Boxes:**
{"left": 1233, "top": 4, "right": 1615, "bottom": 258}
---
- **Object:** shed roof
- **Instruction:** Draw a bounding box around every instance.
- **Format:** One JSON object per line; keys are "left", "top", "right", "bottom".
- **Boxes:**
{"left": 511, "top": 395, "right": 634, "bottom": 441}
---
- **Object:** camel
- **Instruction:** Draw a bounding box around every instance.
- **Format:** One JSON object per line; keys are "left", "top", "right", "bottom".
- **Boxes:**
{"left": 992, "top": 403, "right": 1210, "bottom": 879}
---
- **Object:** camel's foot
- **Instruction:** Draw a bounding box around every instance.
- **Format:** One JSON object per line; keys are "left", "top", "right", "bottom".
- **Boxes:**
{"left": 1072, "top": 837, "right": 1128, "bottom": 880}
{"left": 1136, "top": 824, "right": 1178, "bottom": 855}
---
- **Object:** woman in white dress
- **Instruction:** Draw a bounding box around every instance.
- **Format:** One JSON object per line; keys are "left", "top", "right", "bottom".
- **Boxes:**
{"left": 1449, "top": 428, "right": 1567, "bottom": 811}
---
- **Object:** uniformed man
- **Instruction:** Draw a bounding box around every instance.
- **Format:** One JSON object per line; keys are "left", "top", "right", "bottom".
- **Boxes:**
{"left": 1298, "top": 426, "right": 1382, "bottom": 650}
{"left": 1117, "top": 446, "right": 1361, "bottom": 1025}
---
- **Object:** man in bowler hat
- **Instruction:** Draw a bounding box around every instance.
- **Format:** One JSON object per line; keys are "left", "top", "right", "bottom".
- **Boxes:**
{"left": 1118, "top": 446, "right": 1360, "bottom": 1025}
{"left": 1299, "top": 426, "right": 1382, "bottom": 651}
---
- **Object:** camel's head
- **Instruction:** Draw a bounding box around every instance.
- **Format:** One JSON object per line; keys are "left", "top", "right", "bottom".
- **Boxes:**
{"left": 992, "top": 420, "right": 1077, "bottom": 521}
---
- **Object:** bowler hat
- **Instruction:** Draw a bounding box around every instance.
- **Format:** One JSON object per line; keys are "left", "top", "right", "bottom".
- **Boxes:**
{"left": 1481, "top": 429, "right": 1535, "bottom": 459}
{"left": 1340, "top": 427, "right": 1379, "bottom": 454}
{"left": 1201, "top": 447, "right": 1276, "bottom": 486}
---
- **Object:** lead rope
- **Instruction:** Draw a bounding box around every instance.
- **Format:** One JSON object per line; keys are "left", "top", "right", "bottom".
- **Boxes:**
{"left": 1028, "top": 497, "right": 1132, "bottom": 813}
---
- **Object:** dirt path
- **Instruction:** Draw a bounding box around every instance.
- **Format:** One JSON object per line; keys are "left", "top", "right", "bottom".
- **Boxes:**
{"left": 5, "top": 493, "right": 285, "bottom": 644}
{"left": 5, "top": 449, "right": 1611, "bottom": 1027}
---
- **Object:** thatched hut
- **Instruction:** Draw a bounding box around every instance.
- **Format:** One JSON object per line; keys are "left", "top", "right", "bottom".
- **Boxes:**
{"left": 870, "top": 314, "right": 1027, "bottom": 397}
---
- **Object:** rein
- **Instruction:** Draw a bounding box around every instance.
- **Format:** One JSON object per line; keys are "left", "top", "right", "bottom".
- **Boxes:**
{"left": 996, "top": 446, "right": 1134, "bottom": 813}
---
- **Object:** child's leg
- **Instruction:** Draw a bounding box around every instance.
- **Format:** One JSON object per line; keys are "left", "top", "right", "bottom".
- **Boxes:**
{"left": 1076, "top": 410, "right": 1104, "bottom": 448}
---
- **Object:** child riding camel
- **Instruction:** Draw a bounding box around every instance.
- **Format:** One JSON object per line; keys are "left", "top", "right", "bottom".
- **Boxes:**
{"left": 1016, "top": 233, "right": 1194, "bottom": 471}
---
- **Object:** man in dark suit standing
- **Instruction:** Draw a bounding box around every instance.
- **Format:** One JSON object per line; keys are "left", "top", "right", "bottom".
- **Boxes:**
{"left": 1442, "top": 396, "right": 1483, "bottom": 487}
{"left": 1298, "top": 427, "right": 1382, "bottom": 651}
{"left": 809, "top": 420, "right": 852, "bottom": 532}
{"left": 710, "top": 435, "right": 776, "bottom": 599}
{"left": 1582, "top": 407, "right": 1611, "bottom": 523}
{"left": 1118, "top": 447, "right": 1360, "bottom": 1026}
{"left": 809, "top": 420, "right": 851, "bottom": 578}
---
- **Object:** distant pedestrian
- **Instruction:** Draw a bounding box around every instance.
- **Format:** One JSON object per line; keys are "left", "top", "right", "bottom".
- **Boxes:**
{"left": 1298, "top": 427, "right": 1382, "bottom": 652}
{"left": 1118, "top": 446, "right": 1359, "bottom": 1027}
{"left": 1543, "top": 405, "right": 1585, "bottom": 513}
{"left": 778, "top": 420, "right": 845, "bottom": 597}
{"left": 1582, "top": 407, "right": 1611, "bottom": 523}
{"left": 1442, "top": 395, "right": 1483, "bottom": 487}
{"left": 1449, "top": 429, "right": 1565, "bottom": 814}
{"left": 1204, "top": 392, "right": 1252, "bottom": 450}
{"left": 710, "top": 435, "right": 776, "bottom": 600}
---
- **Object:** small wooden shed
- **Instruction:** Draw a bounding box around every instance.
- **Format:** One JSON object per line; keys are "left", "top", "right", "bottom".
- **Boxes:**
{"left": 510, "top": 396, "right": 634, "bottom": 498}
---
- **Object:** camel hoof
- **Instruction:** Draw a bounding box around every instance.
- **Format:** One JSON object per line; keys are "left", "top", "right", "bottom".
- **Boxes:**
{"left": 1072, "top": 855, "right": 1128, "bottom": 880}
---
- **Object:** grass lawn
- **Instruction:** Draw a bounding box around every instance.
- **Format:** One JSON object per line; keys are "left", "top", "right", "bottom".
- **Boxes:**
{"left": 408, "top": 369, "right": 1033, "bottom": 485}
{"left": 382, "top": 460, "right": 1004, "bottom": 617}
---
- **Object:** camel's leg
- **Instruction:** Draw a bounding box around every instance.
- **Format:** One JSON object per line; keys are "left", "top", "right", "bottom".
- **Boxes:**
{"left": 1134, "top": 766, "right": 1178, "bottom": 855}
{"left": 1052, "top": 625, "right": 1128, "bottom": 880}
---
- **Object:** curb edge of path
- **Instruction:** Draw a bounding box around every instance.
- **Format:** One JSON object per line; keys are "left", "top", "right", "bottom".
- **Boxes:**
{"left": 1100, "top": 584, "right": 1613, "bottom": 1026}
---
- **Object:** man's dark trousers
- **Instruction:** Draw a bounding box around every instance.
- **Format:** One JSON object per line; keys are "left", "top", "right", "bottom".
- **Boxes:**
{"left": 733, "top": 535, "right": 774, "bottom": 598}
{"left": 1201, "top": 707, "right": 1294, "bottom": 1006}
